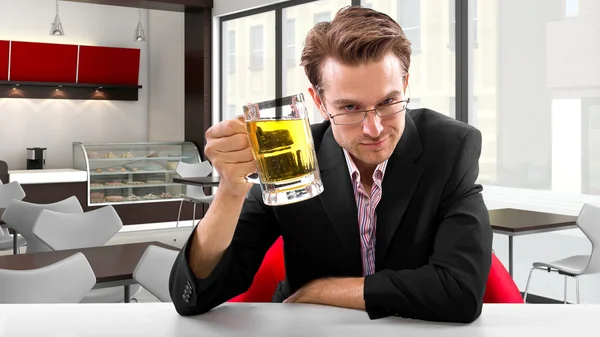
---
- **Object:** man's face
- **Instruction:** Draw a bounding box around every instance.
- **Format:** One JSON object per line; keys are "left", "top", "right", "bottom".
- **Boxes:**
{"left": 308, "top": 53, "right": 409, "bottom": 169}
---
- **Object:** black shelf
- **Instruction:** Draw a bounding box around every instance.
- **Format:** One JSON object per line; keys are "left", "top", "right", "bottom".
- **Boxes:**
{"left": 0, "top": 81, "right": 142, "bottom": 101}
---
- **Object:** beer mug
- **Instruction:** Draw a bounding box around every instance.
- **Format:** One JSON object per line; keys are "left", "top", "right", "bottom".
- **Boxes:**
{"left": 243, "top": 93, "right": 324, "bottom": 206}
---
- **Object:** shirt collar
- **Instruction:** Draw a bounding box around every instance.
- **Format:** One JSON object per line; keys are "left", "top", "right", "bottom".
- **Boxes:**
{"left": 342, "top": 149, "right": 388, "bottom": 185}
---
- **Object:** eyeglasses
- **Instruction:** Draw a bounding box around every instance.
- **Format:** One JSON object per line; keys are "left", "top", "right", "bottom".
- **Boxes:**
{"left": 322, "top": 98, "right": 410, "bottom": 125}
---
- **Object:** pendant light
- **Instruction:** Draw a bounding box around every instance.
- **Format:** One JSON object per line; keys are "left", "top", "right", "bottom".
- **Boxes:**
{"left": 134, "top": 8, "right": 146, "bottom": 42}
{"left": 49, "top": 0, "right": 65, "bottom": 36}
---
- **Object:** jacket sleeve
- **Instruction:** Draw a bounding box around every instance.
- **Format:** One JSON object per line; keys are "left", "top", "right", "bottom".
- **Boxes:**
{"left": 363, "top": 128, "right": 493, "bottom": 323}
{"left": 169, "top": 185, "right": 280, "bottom": 316}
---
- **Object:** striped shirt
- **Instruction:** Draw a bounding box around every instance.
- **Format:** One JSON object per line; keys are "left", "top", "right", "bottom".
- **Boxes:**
{"left": 342, "top": 149, "right": 388, "bottom": 276}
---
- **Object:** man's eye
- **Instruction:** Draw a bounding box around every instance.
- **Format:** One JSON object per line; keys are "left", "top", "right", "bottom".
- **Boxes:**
{"left": 380, "top": 98, "right": 395, "bottom": 106}
{"left": 342, "top": 105, "right": 359, "bottom": 112}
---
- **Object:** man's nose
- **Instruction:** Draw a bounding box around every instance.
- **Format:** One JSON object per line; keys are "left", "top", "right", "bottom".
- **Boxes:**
{"left": 362, "top": 111, "right": 384, "bottom": 138}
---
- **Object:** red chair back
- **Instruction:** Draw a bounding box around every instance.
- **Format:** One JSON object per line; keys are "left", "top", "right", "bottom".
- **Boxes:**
{"left": 227, "top": 236, "right": 286, "bottom": 303}
{"left": 483, "top": 252, "right": 524, "bottom": 303}
{"left": 228, "top": 238, "right": 523, "bottom": 304}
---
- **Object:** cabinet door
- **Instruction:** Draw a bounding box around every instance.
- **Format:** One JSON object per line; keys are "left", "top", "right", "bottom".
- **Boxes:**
{"left": 0, "top": 41, "right": 9, "bottom": 81}
{"left": 77, "top": 46, "right": 140, "bottom": 85}
{"left": 9, "top": 41, "right": 78, "bottom": 83}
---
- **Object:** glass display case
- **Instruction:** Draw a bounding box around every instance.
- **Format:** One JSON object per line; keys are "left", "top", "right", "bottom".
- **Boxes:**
{"left": 73, "top": 141, "right": 202, "bottom": 206}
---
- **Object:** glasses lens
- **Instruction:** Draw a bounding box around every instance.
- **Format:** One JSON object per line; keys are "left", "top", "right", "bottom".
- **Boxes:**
{"left": 378, "top": 101, "right": 406, "bottom": 117}
{"left": 334, "top": 112, "right": 365, "bottom": 125}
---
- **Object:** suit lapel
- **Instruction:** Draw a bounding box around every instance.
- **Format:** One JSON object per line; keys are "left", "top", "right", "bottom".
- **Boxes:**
{"left": 317, "top": 126, "right": 362, "bottom": 273}
{"left": 375, "top": 113, "right": 424, "bottom": 267}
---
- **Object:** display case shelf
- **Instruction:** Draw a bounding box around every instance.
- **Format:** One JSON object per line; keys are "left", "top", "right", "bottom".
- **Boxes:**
{"left": 90, "top": 183, "right": 182, "bottom": 190}
{"left": 87, "top": 156, "right": 194, "bottom": 162}
{"left": 73, "top": 141, "right": 201, "bottom": 207}
{"left": 89, "top": 170, "right": 177, "bottom": 176}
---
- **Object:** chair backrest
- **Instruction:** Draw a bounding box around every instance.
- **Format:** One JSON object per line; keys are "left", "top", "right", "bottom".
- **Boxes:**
{"left": 0, "top": 252, "right": 96, "bottom": 303}
{"left": 1, "top": 196, "right": 83, "bottom": 253}
{"left": 224, "top": 238, "right": 525, "bottom": 304}
{"left": 228, "top": 236, "right": 286, "bottom": 303}
{"left": 577, "top": 203, "right": 600, "bottom": 274}
{"left": 483, "top": 252, "right": 524, "bottom": 303}
{"left": 32, "top": 206, "right": 122, "bottom": 251}
{"left": 0, "top": 181, "right": 26, "bottom": 208}
{"left": 176, "top": 161, "right": 213, "bottom": 200}
{"left": 133, "top": 245, "right": 179, "bottom": 302}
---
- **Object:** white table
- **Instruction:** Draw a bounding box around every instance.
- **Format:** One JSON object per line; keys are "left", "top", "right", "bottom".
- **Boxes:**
{"left": 0, "top": 303, "right": 597, "bottom": 336}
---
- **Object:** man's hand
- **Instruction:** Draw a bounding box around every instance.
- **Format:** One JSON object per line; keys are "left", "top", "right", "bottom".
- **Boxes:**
{"left": 284, "top": 277, "right": 366, "bottom": 310}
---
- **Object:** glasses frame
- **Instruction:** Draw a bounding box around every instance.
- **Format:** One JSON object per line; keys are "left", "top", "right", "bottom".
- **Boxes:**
{"left": 318, "top": 95, "right": 411, "bottom": 125}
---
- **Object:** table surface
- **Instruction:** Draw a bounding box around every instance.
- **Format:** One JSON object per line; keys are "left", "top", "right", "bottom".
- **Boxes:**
{"left": 0, "top": 241, "right": 178, "bottom": 284}
{"left": 0, "top": 303, "right": 598, "bottom": 336}
{"left": 489, "top": 208, "right": 578, "bottom": 234}
{"left": 173, "top": 176, "right": 220, "bottom": 187}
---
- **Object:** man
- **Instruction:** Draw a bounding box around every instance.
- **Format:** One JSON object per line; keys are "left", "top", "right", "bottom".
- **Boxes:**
{"left": 169, "top": 6, "right": 492, "bottom": 323}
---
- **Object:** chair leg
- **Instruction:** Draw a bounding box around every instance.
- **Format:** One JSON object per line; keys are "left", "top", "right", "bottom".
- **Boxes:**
{"left": 175, "top": 199, "right": 184, "bottom": 229}
{"left": 174, "top": 199, "right": 185, "bottom": 243}
{"left": 564, "top": 275, "right": 568, "bottom": 304}
{"left": 192, "top": 202, "right": 197, "bottom": 226}
{"left": 523, "top": 267, "right": 535, "bottom": 303}
{"left": 576, "top": 276, "right": 580, "bottom": 304}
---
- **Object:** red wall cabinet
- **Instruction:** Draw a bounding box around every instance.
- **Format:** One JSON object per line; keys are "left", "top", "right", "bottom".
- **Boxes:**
{"left": 10, "top": 41, "right": 78, "bottom": 83}
{"left": 0, "top": 41, "right": 9, "bottom": 81}
{"left": 78, "top": 45, "right": 140, "bottom": 85}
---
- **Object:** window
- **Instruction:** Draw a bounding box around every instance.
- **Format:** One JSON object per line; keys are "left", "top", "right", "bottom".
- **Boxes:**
{"left": 472, "top": 0, "right": 478, "bottom": 46}
{"left": 363, "top": 2, "right": 373, "bottom": 9}
{"left": 397, "top": 0, "right": 421, "bottom": 52}
{"left": 449, "top": 0, "right": 478, "bottom": 50}
{"left": 565, "top": 0, "right": 579, "bottom": 17}
{"left": 313, "top": 11, "right": 331, "bottom": 24}
{"left": 227, "top": 31, "right": 236, "bottom": 73}
{"left": 221, "top": 11, "right": 275, "bottom": 121}
{"left": 249, "top": 25, "right": 264, "bottom": 70}
{"left": 470, "top": 0, "right": 600, "bottom": 203}
{"left": 283, "top": 0, "right": 351, "bottom": 123}
{"left": 364, "top": 0, "right": 455, "bottom": 117}
{"left": 228, "top": 104, "right": 237, "bottom": 117}
{"left": 285, "top": 19, "right": 296, "bottom": 68}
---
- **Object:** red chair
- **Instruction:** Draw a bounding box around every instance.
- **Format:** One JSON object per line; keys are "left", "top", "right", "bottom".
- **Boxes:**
{"left": 483, "top": 252, "right": 524, "bottom": 303}
{"left": 228, "top": 237, "right": 523, "bottom": 304}
{"left": 227, "top": 236, "right": 286, "bottom": 302}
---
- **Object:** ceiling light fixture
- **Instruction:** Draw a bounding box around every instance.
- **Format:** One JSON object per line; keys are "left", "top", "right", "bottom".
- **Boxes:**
{"left": 49, "top": 0, "right": 65, "bottom": 36}
{"left": 134, "top": 8, "right": 146, "bottom": 42}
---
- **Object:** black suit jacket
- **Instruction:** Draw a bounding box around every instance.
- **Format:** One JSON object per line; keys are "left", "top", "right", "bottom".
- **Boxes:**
{"left": 169, "top": 108, "right": 493, "bottom": 323}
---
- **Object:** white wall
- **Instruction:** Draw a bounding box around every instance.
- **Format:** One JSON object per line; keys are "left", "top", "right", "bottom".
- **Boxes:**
{"left": 147, "top": 10, "right": 185, "bottom": 142}
{"left": 0, "top": 0, "right": 186, "bottom": 169}
{"left": 0, "top": 0, "right": 149, "bottom": 169}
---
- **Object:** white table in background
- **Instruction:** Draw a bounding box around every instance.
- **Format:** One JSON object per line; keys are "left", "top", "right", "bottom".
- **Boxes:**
{"left": 0, "top": 303, "right": 597, "bottom": 336}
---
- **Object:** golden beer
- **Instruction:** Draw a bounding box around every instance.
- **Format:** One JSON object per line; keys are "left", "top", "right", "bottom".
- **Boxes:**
{"left": 247, "top": 118, "right": 316, "bottom": 183}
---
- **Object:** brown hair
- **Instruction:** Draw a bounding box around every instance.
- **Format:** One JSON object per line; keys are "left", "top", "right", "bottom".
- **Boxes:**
{"left": 300, "top": 6, "right": 412, "bottom": 93}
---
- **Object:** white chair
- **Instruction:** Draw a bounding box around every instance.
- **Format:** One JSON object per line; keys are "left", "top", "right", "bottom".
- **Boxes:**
{"left": 0, "top": 181, "right": 27, "bottom": 253}
{"left": 175, "top": 161, "right": 215, "bottom": 229}
{"left": 523, "top": 203, "right": 600, "bottom": 304}
{"left": 0, "top": 227, "right": 26, "bottom": 252}
{"left": 0, "top": 181, "right": 26, "bottom": 208}
{"left": 32, "top": 206, "right": 142, "bottom": 303}
{"left": 0, "top": 252, "right": 96, "bottom": 303}
{"left": 133, "top": 245, "right": 179, "bottom": 302}
{"left": 1, "top": 196, "right": 83, "bottom": 253}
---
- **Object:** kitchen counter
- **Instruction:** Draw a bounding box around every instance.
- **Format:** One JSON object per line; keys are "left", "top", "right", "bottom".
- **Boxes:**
{"left": 8, "top": 169, "right": 87, "bottom": 184}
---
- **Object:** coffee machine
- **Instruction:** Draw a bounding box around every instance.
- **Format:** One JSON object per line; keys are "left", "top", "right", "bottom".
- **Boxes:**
{"left": 27, "top": 147, "right": 46, "bottom": 170}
